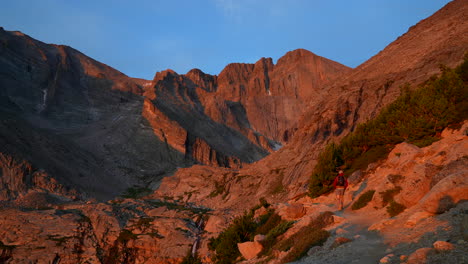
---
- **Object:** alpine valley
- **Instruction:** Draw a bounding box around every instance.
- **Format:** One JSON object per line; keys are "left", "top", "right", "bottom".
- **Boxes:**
{"left": 0, "top": 1, "right": 467, "bottom": 263}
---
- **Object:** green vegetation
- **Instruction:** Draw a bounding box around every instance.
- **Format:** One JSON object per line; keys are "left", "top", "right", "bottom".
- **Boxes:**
{"left": 208, "top": 211, "right": 257, "bottom": 264}
{"left": 380, "top": 187, "right": 402, "bottom": 207}
{"left": 0, "top": 241, "right": 17, "bottom": 250}
{"left": 387, "top": 174, "right": 404, "bottom": 184}
{"left": 309, "top": 56, "right": 468, "bottom": 198}
{"left": 276, "top": 211, "right": 333, "bottom": 263}
{"left": 308, "top": 143, "right": 342, "bottom": 198}
{"left": 47, "top": 235, "right": 74, "bottom": 246}
{"left": 351, "top": 190, "right": 376, "bottom": 210}
{"left": 181, "top": 250, "right": 202, "bottom": 264}
{"left": 146, "top": 199, "right": 211, "bottom": 215}
{"left": 259, "top": 221, "right": 295, "bottom": 256}
{"left": 208, "top": 200, "right": 293, "bottom": 264}
{"left": 147, "top": 232, "right": 164, "bottom": 239}
{"left": 117, "top": 229, "right": 139, "bottom": 243}
{"left": 121, "top": 186, "right": 152, "bottom": 199}
{"left": 256, "top": 212, "right": 282, "bottom": 235}
{"left": 270, "top": 168, "right": 286, "bottom": 195}
{"left": 208, "top": 181, "right": 227, "bottom": 198}
{"left": 387, "top": 201, "right": 406, "bottom": 217}
{"left": 379, "top": 186, "right": 405, "bottom": 216}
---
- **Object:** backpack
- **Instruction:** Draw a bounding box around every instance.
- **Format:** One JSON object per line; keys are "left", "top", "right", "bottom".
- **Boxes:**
{"left": 337, "top": 175, "right": 345, "bottom": 186}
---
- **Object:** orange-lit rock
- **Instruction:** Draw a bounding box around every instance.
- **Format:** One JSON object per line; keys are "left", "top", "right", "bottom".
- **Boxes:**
{"left": 237, "top": 241, "right": 263, "bottom": 260}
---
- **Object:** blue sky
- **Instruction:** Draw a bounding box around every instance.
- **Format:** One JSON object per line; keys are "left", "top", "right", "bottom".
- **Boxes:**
{"left": 1, "top": 0, "right": 452, "bottom": 80}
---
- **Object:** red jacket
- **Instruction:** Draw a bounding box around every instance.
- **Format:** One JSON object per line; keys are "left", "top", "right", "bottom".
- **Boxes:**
{"left": 333, "top": 174, "right": 348, "bottom": 189}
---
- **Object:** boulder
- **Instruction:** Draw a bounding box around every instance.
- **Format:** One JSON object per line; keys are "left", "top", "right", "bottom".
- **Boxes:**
{"left": 404, "top": 211, "right": 434, "bottom": 227}
{"left": 407, "top": 247, "right": 433, "bottom": 264}
{"left": 254, "top": 234, "right": 266, "bottom": 242}
{"left": 348, "top": 170, "right": 363, "bottom": 185}
{"left": 419, "top": 172, "right": 468, "bottom": 214}
{"left": 253, "top": 207, "right": 268, "bottom": 220}
{"left": 335, "top": 228, "right": 348, "bottom": 235}
{"left": 278, "top": 203, "right": 306, "bottom": 220}
{"left": 368, "top": 219, "right": 396, "bottom": 232}
{"left": 330, "top": 237, "right": 352, "bottom": 249}
{"left": 379, "top": 254, "right": 394, "bottom": 263}
{"left": 332, "top": 215, "right": 345, "bottom": 224}
{"left": 433, "top": 241, "right": 455, "bottom": 251}
{"left": 237, "top": 241, "right": 263, "bottom": 260}
{"left": 204, "top": 215, "right": 226, "bottom": 234}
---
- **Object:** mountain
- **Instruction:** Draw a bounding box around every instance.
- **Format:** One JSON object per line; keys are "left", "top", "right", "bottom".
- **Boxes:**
{"left": 154, "top": 0, "right": 468, "bottom": 210}
{"left": 0, "top": 0, "right": 467, "bottom": 263}
{"left": 0, "top": 27, "right": 348, "bottom": 200}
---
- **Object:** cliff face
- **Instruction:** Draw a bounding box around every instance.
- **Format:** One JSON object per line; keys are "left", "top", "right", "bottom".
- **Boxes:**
{"left": 140, "top": 49, "right": 350, "bottom": 168}
{"left": 139, "top": 49, "right": 350, "bottom": 169}
{"left": 213, "top": 49, "right": 351, "bottom": 142}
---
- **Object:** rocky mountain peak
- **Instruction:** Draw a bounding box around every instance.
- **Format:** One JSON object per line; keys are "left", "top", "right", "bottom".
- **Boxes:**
{"left": 276, "top": 48, "right": 317, "bottom": 64}
{"left": 152, "top": 68, "right": 177, "bottom": 82}
{"left": 185, "top": 68, "right": 217, "bottom": 92}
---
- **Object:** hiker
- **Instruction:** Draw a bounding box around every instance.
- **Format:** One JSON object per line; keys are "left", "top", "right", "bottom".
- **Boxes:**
{"left": 333, "top": 170, "right": 348, "bottom": 210}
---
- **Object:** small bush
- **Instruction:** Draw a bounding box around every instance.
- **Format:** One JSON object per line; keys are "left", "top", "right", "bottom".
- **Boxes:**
{"left": 380, "top": 187, "right": 402, "bottom": 207}
{"left": 208, "top": 181, "right": 226, "bottom": 198}
{"left": 121, "top": 187, "right": 151, "bottom": 199}
{"left": 256, "top": 212, "right": 282, "bottom": 235}
{"left": 0, "top": 241, "right": 17, "bottom": 250}
{"left": 259, "top": 197, "right": 270, "bottom": 208}
{"left": 351, "top": 190, "right": 375, "bottom": 210}
{"left": 117, "top": 229, "right": 139, "bottom": 243}
{"left": 279, "top": 229, "right": 329, "bottom": 263}
{"left": 308, "top": 143, "right": 342, "bottom": 198}
{"left": 264, "top": 221, "right": 294, "bottom": 241}
{"left": 181, "top": 250, "right": 202, "bottom": 264}
{"left": 387, "top": 201, "right": 406, "bottom": 217}
{"left": 259, "top": 221, "right": 294, "bottom": 256}
{"left": 387, "top": 174, "right": 404, "bottom": 184}
{"left": 275, "top": 212, "right": 333, "bottom": 263}
{"left": 208, "top": 211, "right": 257, "bottom": 264}
{"left": 134, "top": 217, "right": 154, "bottom": 228}
{"left": 208, "top": 205, "right": 294, "bottom": 263}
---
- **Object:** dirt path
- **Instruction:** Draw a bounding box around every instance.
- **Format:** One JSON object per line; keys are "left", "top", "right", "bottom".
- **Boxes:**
{"left": 292, "top": 208, "right": 390, "bottom": 264}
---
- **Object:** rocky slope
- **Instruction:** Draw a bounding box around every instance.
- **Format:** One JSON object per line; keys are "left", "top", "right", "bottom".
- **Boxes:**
{"left": 1, "top": 0, "right": 467, "bottom": 263}
{"left": 151, "top": 0, "right": 468, "bottom": 261}
{"left": 267, "top": 121, "right": 468, "bottom": 264}
{"left": 0, "top": 120, "right": 465, "bottom": 264}
{"left": 0, "top": 27, "right": 348, "bottom": 200}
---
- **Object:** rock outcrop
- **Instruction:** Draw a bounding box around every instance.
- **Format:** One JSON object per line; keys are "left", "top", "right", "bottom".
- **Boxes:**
{"left": 0, "top": 199, "right": 204, "bottom": 264}
{"left": 0, "top": 153, "right": 78, "bottom": 201}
